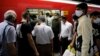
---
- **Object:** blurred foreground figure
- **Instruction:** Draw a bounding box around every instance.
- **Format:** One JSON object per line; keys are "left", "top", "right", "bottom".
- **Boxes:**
{"left": 16, "top": 12, "right": 39, "bottom": 56}
{"left": 75, "top": 3, "right": 93, "bottom": 56}
{"left": 0, "top": 10, "right": 17, "bottom": 56}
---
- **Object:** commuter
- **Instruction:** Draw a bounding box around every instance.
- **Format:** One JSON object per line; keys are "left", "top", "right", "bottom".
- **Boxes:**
{"left": 45, "top": 13, "right": 53, "bottom": 27}
{"left": 59, "top": 16, "right": 73, "bottom": 54}
{"left": 72, "top": 15, "right": 79, "bottom": 34}
{"left": 0, "top": 10, "right": 17, "bottom": 56}
{"left": 16, "top": 12, "right": 39, "bottom": 56}
{"left": 52, "top": 13, "right": 61, "bottom": 55}
{"left": 75, "top": 3, "right": 93, "bottom": 56}
{"left": 33, "top": 16, "right": 54, "bottom": 56}
{"left": 70, "top": 15, "right": 79, "bottom": 49}
{"left": 90, "top": 11, "right": 100, "bottom": 56}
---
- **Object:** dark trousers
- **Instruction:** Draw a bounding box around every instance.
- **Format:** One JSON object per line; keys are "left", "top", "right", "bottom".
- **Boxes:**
{"left": 61, "top": 37, "right": 70, "bottom": 55}
{"left": 53, "top": 35, "right": 60, "bottom": 53}
{"left": 96, "top": 39, "right": 100, "bottom": 56}
{"left": 37, "top": 44, "right": 52, "bottom": 56}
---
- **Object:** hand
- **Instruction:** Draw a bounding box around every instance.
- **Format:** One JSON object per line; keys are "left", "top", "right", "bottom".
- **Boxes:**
{"left": 69, "top": 42, "right": 74, "bottom": 48}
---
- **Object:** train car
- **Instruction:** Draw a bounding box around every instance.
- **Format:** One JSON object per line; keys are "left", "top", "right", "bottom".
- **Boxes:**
{"left": 0, "top": 0, "right": 100, "bottom": 23}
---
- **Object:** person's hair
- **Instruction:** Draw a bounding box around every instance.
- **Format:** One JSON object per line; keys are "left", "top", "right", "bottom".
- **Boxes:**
{"left": 55, "top": 13, "right": 60, "bottom": 16}
{"left": 61, "top": 16, "right": 66, "bottom": 20}
{"left": 73, "top": 15, "right": 79, "bottom": 21}
{"left": 46, "top": 13, "right": 50, "bottom": 16}
{"left": 38, "top": 16, "right": 45, "bottom": 22}
{"left": 77, "top": 3, "right": 88, "bottom": 14}
{"left": 22, "top": 12, "right": 29, "bottom": 19}
{"left": 90, "top": 11, "right": 100, "bottom": 17}
{"left": 6, "top": 15, "right": 14, "bottom": 21}
{"left": 4, "top": 10, "right": 16, "bottom": 21}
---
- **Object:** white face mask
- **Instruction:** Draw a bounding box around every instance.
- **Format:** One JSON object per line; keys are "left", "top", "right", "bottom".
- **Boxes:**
{"left": 75, "top": 10, "right": 83, "bottom": 17}
{"left": 94, "top": 18, "right": 100, "bottom": 23}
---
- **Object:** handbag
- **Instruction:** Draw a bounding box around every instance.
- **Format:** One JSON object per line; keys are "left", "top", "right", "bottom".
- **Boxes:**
{"left": 63, "top": 45, "right": 75, "bottom": 56}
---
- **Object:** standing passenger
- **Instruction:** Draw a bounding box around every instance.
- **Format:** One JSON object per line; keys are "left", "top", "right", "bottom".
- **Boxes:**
{"left": 60, "top": 16, "right": 72, "bottom": 54}
{"left": 90, "top": 11, "right": 100, "bottom": 56}
{"left": 52, "top": 13, "right": 61, "bottom": 55}
{"left": 75, "top": 3, "right": 93, "bottom": 56}
{"left": 0, "top": 10, "right": 17, "bottom": 56}
{"left": 33, "top": 16, "right": 54, "bottom": 56}
{"left": 17, "top": 12, "right": 39, "bottom": 56}
{"left": 45, "top": 13, "right": 53, "bottom": 27}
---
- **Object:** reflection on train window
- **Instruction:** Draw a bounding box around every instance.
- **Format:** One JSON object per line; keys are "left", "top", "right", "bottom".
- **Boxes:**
{"left": 27, "top": 8, "right": 61, "bottom": 22}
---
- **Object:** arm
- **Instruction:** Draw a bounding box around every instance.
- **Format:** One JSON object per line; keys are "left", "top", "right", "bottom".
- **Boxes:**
{"left": 6, "top": 27, "right": 17, "bottom": 56}
{"left": 70, "top": 32, "right": 77, "bottom": 48}
{"left": 49, "top": 28, "right": 54, "bottom": 50}
{"left": 27, "top": 33, "right": 39, "bottom": 56}
{"left": 81, "top": 19, "right": 92, "bottom": 56}
{"left": 7, "top": 43, "right": 17, "bottom": 56}
{"left": 68, "top": 24, "right": 73, "bottom": 41}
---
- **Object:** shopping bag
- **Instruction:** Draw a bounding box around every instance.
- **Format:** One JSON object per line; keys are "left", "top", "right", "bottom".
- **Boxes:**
{"left": 63, "top": 45, "right": 75, "bottom": 56}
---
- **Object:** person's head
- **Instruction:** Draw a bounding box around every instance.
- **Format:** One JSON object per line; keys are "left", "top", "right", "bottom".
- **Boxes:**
{"left": 39, "top": 11, "right": 43, "bottom": 16}
{"left": 75, "top": 3, "right": 88, "bottom": 17}
{"left": 90, "top": 11, "right": 99, "bottom": 20}
{"left": 90, "top": 11, "right": 100, "bottom": 23}
{"left": 21, "top": 12, "right": 30, "bottom": 23}
{"left": 46, "top": 13, "right": 52, "bottom": 17}
{"left": 72, "top": 14, "right": 79, "bottom": 21}
{"left": 46, "top": 13, "right": 50, "bottom": 17}
{"left": 61, "top": 16, "right": 67, "bottom": 23}
{"left": 54, "top": 13, "right": 60, "bottom": 19}
{"left": 38, "top": 16, "right": 45, "bottom": 24}
{"left": 4, "top": 10, "right": 17, "bottom": 23}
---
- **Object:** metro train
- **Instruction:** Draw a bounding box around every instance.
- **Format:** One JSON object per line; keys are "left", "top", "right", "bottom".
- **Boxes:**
{"left": 0, "top": 0, "right": 100, "bottom": 23}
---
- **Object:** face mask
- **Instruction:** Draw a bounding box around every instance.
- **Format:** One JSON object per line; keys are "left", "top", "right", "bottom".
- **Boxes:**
{"left": 94, "top": 18, "right": 100, "bottom": 24}
{"left": 75, "top": 10, "right": 83, "bottom": 17}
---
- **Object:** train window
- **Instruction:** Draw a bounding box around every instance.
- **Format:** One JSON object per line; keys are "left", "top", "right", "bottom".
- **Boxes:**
{"left": 27, "top": 8, "right": 61, "bottom": 22}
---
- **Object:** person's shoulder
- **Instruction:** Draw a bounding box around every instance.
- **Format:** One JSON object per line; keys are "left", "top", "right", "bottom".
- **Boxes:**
{"left": 66, "top": 21, "right": 72, "bottom": 26}
{"left": 7, "top": 25, "right": 15, "bottom": 32}
{"left": 45, "top": 25, "right": 52, "bottom": 30}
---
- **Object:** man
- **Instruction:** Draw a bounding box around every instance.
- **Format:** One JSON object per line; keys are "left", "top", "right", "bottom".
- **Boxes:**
{"left": 16, "top": 12, "right": 39, "bottom": 56}
{"left": 60, "top": 16, "right": 72, "bottom": 54}
{"left": 90, "top": 11, "right": 100, "bottom": 56}
{"left": 52, "top": 13, "right": 61, "bottom": 55}
{"left": 75, "top": 3, "right": 93, "bottom": 56}
{"left": 33, "top": 16, "right": 54, "bottom": 56}
{"left": 0, "top": 10, "right": 17, "bottom": 56}
{"left": 45, "top": 13, "right": 53, "bottom": 27}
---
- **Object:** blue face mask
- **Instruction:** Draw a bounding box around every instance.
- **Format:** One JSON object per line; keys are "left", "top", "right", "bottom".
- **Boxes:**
{"left": 75, "top": 10, "right": 83, "bottom": 17}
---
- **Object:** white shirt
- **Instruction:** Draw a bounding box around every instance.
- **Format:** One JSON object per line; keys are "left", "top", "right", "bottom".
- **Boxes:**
{"left": 0, "top": 20, "right": 16, "bottom": 43}
{"left": 16, "top": 24, "right": 23, "bottom": 38}
{"left": 46, "top": 16, "right": 54, "bottom": 27}
{"left": 60, "top": 21, "right": 72, "bottom": 40}
{"left": 33, "top": 23, "right": 54, "bottom": 44}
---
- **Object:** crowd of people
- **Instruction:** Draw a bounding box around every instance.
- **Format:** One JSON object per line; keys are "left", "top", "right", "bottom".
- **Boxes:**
{"left": 0, "top": 2, "right": 100, "bottom": 56}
